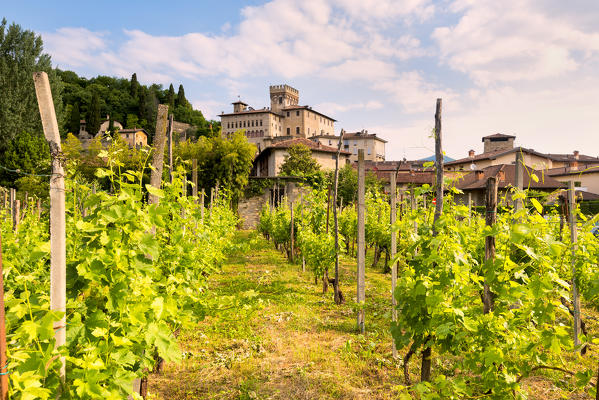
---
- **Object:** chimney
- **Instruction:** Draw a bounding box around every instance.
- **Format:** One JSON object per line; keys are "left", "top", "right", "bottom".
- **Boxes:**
{"left": 476, "top": 170, "right": 484, "bottom": 180}
{"left": 571, "top": 159, "right": 579, "bottom": 171}
{"left": 468, "top": 149, "right": 475, "bottom": 158}
{"left": 573, "top": 150, "right": 579, "bottom": 160}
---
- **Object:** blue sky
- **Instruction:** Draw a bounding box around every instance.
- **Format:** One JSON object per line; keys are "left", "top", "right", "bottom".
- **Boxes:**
{"left": 4, "top": 0, "right": 599, "bottom": 160}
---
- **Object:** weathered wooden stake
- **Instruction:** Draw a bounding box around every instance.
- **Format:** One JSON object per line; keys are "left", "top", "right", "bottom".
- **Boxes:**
{"left": 148, "top": 105, "right": 169, "bottom": 205}
{"left": 167, "top": 114, "right": 174, "bottom": 183}
{"left": 333, "top": 130, "right": 344, "bottom": 304}
{"left": 289, "top": 201, "right": 294, "bottom": 263}
{"left": 357, "top": 149, "right": 366, "bottom": 333}
{"left": 0, "top": 232, "right": 9, "bottom": 400}
{"left": 515, "top": 151, "right": 524, "bottom": 211}
{"left": 33, "top": 71, "right": 66, "bottom": 381}
{"left": 484, "top": 177, "right": 498, "bottom": 314}
{"left": 300, "top": 193, "right": 305, "bottom": 272}
{"left": 192, "top": 159, "right": 198, "bottom": 199}
{"left": 422, "top": 98, "right": 443, "bottom": 383}
{"left": 12, "top": 200, "right": 20, "bottom": 232}
{"left": 200, "top": 189, "right": 205, "bottom": 223}
{"left": 209, "top": 187, "right": 214, "bottom": 219}
{"left": 390, "top": 170, "right": 398, "bottom": 358}
{"left": 568, "top": 181, "right": 581, "bottom": 348}
{"left": 326, "top": 185, "right": 331, "bottom": 234}
{"left": 37, "top": 198, "right": 41, "bottom": 219}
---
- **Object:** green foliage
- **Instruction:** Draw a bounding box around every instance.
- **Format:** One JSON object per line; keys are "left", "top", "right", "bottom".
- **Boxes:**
{"left": 0, "top": 18, "right": 63, "bottom": 154}
{"left": 86, "top": 91, "right": 101, "bottom": 136}
{"left": 166, "top": 84, "right": 175, "bottom": 113}
{"left": 279, "top": 144, "right": 321, "bottom": 176}
{"left": 174, "top": 131, "right": 256, "bottom": 201}
{"left": 68, "top": 103, "right": 81, "bottom": 135}
{"left": 0, "top": 130, "right": 50, "bottom": 188}
{"left": 1, "top": 150, "right": 238, "bottom": 399}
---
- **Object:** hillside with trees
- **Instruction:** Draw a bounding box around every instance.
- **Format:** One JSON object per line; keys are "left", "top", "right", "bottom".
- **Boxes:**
{"left": 58, "top": 70, "right": 217, "bottom": 142}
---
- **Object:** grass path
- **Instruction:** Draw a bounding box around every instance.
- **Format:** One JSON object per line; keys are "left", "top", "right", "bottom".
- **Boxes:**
{"left": 148, "top": 231, "right": 595, "bottom": 399}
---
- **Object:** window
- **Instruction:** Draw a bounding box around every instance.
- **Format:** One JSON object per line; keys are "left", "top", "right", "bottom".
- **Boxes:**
{"left": 367, "top": 148, "right": 371, "bottom": 155}
{"left": 296, "top": 126, "right": 300, "bottom": 134}
{"left": 353, "top": 148, "right": 357, "bottom": 155}
{"left": 260, "top": 120, "right": 263, "bottom": 126}
{"left": 251, "top": 121, "right": 254, "bottom": 127}
{"left": 286, "top": 111, "right": 290, "bottom": 117}
{"left": 296, "top": 111, "right": 300, "bottom": 116}
{"left": 279, "top": 96, "right": 282, "bottom": 104}
{"left": 575, "top": 181, "right": 582, "bottom": 187}
{"left": 287, "top": 127, "right": 290, "bottom": 135}
{"left": 329, "top": 140, "right": 332, "bottom": 145}
{"left": 343, "top": 140, "right": 349, "bottom": 146}
{"left": 243, "top": 121, "right": 246, "bottom": 127}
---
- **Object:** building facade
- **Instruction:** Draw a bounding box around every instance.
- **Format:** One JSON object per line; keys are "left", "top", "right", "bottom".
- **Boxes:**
{"left": 311, "top": 130, "right": 387, "bottom": 162}
{"left": 220, "top": 85, "right": 336, "bottom": 151}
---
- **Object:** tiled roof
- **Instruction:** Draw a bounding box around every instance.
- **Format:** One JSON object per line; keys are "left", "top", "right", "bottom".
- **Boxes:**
{"left": 376, "top": 170, "right": 436, "bottom": 185}
{"left": 546, "top": 164, "right": 599, "bottom": 176}
{"left": 219, "top": 109, "right": 280, "bottom": 117}
{"left": 482, "top": 133, "right": 516, "bottom": 141}
{"left": 446, "top": 147, "right": 541, "bottom": 166}
{"left": 454, "top": 164, "right": 565, "bottom": 191}
{"left": 267, "top": 137, "right": 351, "bottom": 155}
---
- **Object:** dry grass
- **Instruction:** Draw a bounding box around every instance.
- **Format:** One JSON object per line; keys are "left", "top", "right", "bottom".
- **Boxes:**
{"left": 148, "top": 231, "right": 596, "bottom": 400}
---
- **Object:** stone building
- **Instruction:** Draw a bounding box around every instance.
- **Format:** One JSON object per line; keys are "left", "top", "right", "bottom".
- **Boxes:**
{"left": 311, "top": 130, "right": 387, "bottom": 162}
{"left": 219, "top": 84, "right": 336, "bottom": 152}
{"left": 252, "top": 137, "right": 351, "bottom": 177}
{"left": 445, "top": 134, "right": 599, "bottom": 173}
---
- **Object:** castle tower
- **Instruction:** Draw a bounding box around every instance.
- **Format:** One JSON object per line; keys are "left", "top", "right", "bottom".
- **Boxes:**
{"left": 270, "top": 84, "right": 299, "bottom": 114}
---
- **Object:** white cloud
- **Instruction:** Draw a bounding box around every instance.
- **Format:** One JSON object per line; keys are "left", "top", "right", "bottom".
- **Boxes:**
{"left": 191, "top": 100, "right": 223, "bottom": 121}
{"left": 433, "top": 0, "right": 599, "bottom": 85}
{"left": 43, "top": 28, "right": 108, "bottom": 68}
{"left": 315, "top": 100, "right": 384, "bottom": 115}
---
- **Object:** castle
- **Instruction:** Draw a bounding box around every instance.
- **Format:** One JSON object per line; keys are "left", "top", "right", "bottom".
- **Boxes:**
{"left": 219, "top": 85, "right": 336, "bottom": 151}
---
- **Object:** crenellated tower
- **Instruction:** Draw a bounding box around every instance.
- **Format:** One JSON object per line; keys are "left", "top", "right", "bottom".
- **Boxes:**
{"left": 270, "top": 84, "right": 299, "bottom": 113}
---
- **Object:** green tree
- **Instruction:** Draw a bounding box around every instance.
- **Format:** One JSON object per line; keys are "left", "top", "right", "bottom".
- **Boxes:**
{"left": 130, "top": 72, "right": 139, "bottom": 98}
{"left": 176, "top": 84, "right": 188, "bottom": 107}
{"left": 0, "top": 130, "right": 50, "bottom": 187}
{"left": 69, "top": 102, "right": 81, "bottom": 134}
{"left": 0, "top": 18, "right": 63, "bottom": 153}
{"left": 166, "top": 83, "right": 175, "bottom": 113}
{"left": 279, "top": 144, "right": 320, "bottom": 176}
{"left": 87, "top": 91, "right": 101, "bottom": 135}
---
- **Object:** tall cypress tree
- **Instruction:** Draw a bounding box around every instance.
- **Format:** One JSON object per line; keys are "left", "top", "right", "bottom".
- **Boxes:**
{"left": 87, "top": 92, "right": 101, "bottom": 135}
{"left": 176, "top": 84, "right": 188, "bottom": 108}
{"left": 167, "top": 83, "right": 175, "bottom": 113}
{"left": 69, "top": 103, "right": 80, "bottom": 134}
{"left": 130, "top": 72, "right": 139, "bottom": 98}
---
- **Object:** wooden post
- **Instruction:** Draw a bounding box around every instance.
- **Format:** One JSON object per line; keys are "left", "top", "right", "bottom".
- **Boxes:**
{"left": 33, "top": 71, "right": 66, "bottom": 380}
{"left": 148, "top": 105, "right": 169, "bottom": 204}
{"left": 515, "top": 151, "right": 524, "bottom": 211}
{"left": 390, "top": 170, "right": 398, "bottom": 358}
{"left": 333, "top": 130, "right": 344, "bottom": 304}
{"left": 484, "top": 177, "right": 498, "bottom": 314}
{"left": 300, "top": 193, "right": 306, "bottom": 272}
{"left": 326, "top": 185, "right": 331, "bottom": 234}
{"left": 9, "top": 190, "right": 14, "bottom": 218}
{"left": 168, "top": 114, "right": 174, "bottom": 183}
{"left": 200, "top": 189, "right": 205, "bottom": 223}
{"left": 0, "top": 232, "right": 8, "bottom": 400}
{"left": 37, "top": 198, "right": 41, "bottom": 219}
{"left": 432, "top": 98, "right": 443, "bottom": 233}
{"left": 289, "top": 201, "right": 294, "bottom": 263}
{"left": 209, "top": 188, "right": 214, "bottom": 219}
{"left": 422, "top": 98, "right": 443, "bottom": 383}
{"left": 192, "top": 159, "right": 198, "bottom": 199}
{"left": 2, "top": 190, "right": 6, "bottom": 210}
{"left": 411, "top": 190, "right": 417, "bottom": 233}
{"left": 468, "top": 192, "right": 472, "bottom": 222}
{"left": 12, "top": 200, "right": 20, "bottom": 232}
{"left": 568, "top": 181, "right": 581, "bottom": 348}
{"left": 357, "top": 149, "right": 366, "bottom": 333}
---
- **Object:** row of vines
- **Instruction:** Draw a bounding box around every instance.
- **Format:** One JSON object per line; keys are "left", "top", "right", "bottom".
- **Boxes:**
{"left": 0, "top": 144, "right": 238, "bottom": 399}
{"left": 259, "top": 182, "right": 599, "bottom": 399}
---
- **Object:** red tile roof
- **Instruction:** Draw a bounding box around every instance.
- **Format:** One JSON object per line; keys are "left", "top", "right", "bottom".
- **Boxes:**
{"left": 454, "top": 164, "right": 565, "bottom": 191}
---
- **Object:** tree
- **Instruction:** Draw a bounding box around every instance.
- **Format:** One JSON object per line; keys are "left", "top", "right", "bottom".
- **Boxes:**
{"left": 176, "top": 84, "right": 188, "bottom": 108}
{"left": 0, "top": 18, "right": 63, "bottom": 153}
{"left": 0, "top": 130, "right": 50, "bottom": 187}
{"left": 69, "top": 103, "right": 81, "bottom": 134}
{"left": 87, "top": 91, "right": 101, "bottom": 135}
{"left": 167, "top": 84, "right": 175, "bottom": 113}
{"left": 279, "top": 144, "right": 321, "bottom": 176}
{"left": 130, "top": 73, "right": 139, "bottom": 98}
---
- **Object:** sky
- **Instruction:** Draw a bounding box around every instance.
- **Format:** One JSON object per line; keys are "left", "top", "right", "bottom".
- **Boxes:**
{"left": 3, "top": 0, "right": 599, "bottom": 160}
